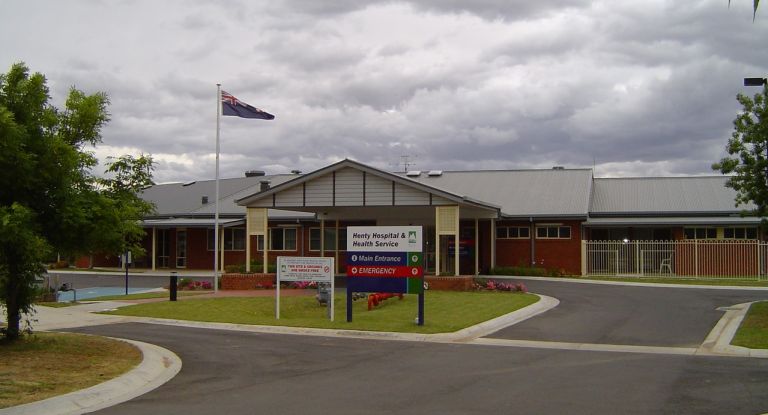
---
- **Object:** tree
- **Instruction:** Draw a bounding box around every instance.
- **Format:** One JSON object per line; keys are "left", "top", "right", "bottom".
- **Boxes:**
{"left": 0, "top": 62, "right": 154, "bottom": 341}
{"left": 712, "top": 85, "right": 768, "bottom": 221}
{"left": 729, "top": 0, "right": 761, "bottom": 20}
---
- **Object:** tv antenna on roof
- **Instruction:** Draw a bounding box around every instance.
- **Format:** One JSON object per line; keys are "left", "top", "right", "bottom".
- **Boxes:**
{"left": 398, "top": 154, "right": 417, "bottom": 172}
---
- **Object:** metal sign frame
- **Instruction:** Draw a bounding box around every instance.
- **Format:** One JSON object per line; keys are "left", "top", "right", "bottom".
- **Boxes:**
{"left": 276, "top": 256, "right": 335, "bottom": 321}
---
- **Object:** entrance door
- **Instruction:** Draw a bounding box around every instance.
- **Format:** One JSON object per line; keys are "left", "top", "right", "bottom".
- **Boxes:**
{"left": 156, "top": 229, "right": 171, "bottom": 268}
{"left": 176, "top": 230, "right": 187, "bottom": 268}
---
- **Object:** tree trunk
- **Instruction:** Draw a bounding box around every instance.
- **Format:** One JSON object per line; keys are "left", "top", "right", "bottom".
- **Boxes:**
{"left": 3, "top": 262, "right": 21, "bottom": 341}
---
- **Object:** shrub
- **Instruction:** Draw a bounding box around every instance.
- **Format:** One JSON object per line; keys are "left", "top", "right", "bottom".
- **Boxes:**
{"left": 224, "top": 264, "right": 245, "bottom": 274}
{"left": 472, "top": 278, "right": 527, "bottom": 293}
{"left": 178, "top": 278, "right": 192, "bottom": 289}
{"left": 489, "top": 265, "right": 549, "bottom": 277}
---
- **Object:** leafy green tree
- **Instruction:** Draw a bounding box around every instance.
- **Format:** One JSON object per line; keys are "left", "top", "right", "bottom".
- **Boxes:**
{"left": 729, "top": 0, "right": 761, "bottom": 20}
{"left": 713, "top": 85, "right": 768, "bottom": 220}
{"left": 0, "top": 62, "right": 154, "bottom": 341}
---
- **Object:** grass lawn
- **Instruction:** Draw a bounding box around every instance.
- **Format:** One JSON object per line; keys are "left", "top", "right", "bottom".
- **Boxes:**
{"left": 104, "top": 291, "right": 539, "bottom": 334}
{"left": 732, "top": 301, "right": 768, "bottom": 349}
{"left": 0, "top": 332, "right": 142, "bottom": 408}
{"left": 561, "top": 276, "right": 768, "bottom": 287}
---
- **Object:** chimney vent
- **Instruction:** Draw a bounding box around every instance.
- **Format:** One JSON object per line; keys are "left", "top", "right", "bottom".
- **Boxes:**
{"left": 201, "top": 196, "right": 209, "bottom": 204}
{"left": 260, "top": 180, "right": 271, "bottom": 192}
{"left": 245, "top": 170, "right": 266, "bottom": 177}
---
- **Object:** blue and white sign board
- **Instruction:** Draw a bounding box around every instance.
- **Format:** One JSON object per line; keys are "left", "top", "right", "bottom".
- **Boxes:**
{"left": 276, "top": 256, "right": 335, "bottom": 321}
{"left": 347, "top": 226, "right": 422, "bottom": 252}
{"left": 345, "top": 226, "right": 425, "bottom": 325}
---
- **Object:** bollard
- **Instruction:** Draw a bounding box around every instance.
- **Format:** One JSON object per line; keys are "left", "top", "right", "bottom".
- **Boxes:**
{"left": 170, "top": 272, "right": 178, "bottom": 301}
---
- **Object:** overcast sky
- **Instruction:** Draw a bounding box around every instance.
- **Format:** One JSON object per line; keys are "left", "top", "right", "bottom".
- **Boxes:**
{"left": 1, "top": 0, "right": 766, "bottom": 183}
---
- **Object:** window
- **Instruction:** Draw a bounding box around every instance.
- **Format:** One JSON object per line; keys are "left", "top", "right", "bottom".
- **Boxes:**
{"left": 207, "top": 228, "right": 246, "bottom": 251}
{"left": 269, "top": 228, "right": 297, "bottom": 251}
{"left": 309, "top": 228, "right": 347, "bottom": 251}
{"left": 496, "top": 226, "right": 530, "bottom": 239}
{"left": 536, "top": 225, "right": 571, "bottom": 239}
{"left": 254, "top": 229, "right": 297, "bottom": 251}
{"left": 683, "top": 228, "right": 716, "bottom": 240}
{"left": 724, "top": 227, "right": 758, "bottom": 239}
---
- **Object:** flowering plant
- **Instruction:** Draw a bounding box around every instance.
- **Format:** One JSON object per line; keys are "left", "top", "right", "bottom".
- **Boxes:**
{"left": 472, "top": 278, "right": 527, "bottom": 293}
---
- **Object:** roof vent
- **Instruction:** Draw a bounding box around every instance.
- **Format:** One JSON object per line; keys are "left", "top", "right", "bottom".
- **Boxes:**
{"left": 552, "top": 166, "right": 565, "bottom": 170}
{"left": 427, "top": 170, "right": 443, "bottom": 177}
{"left": 291, "top": 169, "right": 302, "bottom": 175}
{"left": 201, "top": 196, "right": 209, "bottom": 204}
{"left": 245, "top": 170, "right": 266, "bottom": 177}
{"left": 182, "top": 181, "right": 196, "bottom": 186}
{"left": 406, "top": 170, "right": 421, "bottom": 177}
{"left": 260, "top": 180, "right": 271, "bottom": 192}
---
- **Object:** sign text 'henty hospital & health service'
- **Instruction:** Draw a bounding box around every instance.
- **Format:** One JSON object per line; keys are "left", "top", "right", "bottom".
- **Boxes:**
{"left": 347, "top": 227, "right": 422, "bottom": 252}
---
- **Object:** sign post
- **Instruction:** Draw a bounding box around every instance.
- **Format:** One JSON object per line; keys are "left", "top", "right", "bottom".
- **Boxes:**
{"left": 276, "top": 256, "right": 335, "bottom": 321}
{"left": 346, "top": 226, "right": 424, "bottom": 325}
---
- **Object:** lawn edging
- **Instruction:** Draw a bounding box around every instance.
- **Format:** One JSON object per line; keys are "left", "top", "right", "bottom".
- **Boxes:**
{"left": 98, "top": 294, "right": 554, "bottom": 344}
{"left": 3, "top": 337, "right": 182, "bottom": 415}
{"left": 697, "top": 301, "right": 768, "bottom": 358}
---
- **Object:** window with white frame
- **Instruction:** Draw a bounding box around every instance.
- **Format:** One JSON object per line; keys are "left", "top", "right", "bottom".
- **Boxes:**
{"left": 535, "top": 225, "right": 571, "bottom": 239}
{"left": 309, "top": 228, "right": 347, "bottom": 251}
{"left": 257, "top": 228, "right": 297, "bottom": 251}
{"left": 683, "top": 228, "right": 716, "bottom": 240}
{"left": 723, "top": 227, "right": 758, "bottom": 239}
{"left": 207, "top": 228, "right": 246, "bottom": 251}
{"left": 496, "top": 226, "right": 530, "bottom": 239}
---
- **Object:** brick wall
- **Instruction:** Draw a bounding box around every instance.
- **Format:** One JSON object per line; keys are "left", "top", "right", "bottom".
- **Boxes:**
{"left": 424, "top": 276, "right": 474, "bottom": 291}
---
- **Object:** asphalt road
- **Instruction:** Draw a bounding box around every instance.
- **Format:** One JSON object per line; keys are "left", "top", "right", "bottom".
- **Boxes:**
{"left": 487, "top": 280, "right": 768, "bottom": 347}
{"left": 61, "top": 280, "right": 768, "bottom": 415}
{"left": 71, "top": 322, "right": 768, "bottom": 415}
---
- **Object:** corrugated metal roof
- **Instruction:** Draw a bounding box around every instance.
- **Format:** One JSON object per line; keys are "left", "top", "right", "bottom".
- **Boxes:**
{"left": 586, "top": 216, "right": 760, "bottom": 226}
{"left": 141, "top": 218, "right": 244, "bottom": 228}
{"left": 590, "top": 176, "right": 752, "bottom": 215}
{"left": 141, "top": 174, "right": 298, "bottom": 216}
{"left": 403, "top": 169, "right": 593, "bottom": 217}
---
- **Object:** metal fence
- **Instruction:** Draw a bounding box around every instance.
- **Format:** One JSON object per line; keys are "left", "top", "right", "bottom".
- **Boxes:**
{"left": 583, "top": 240, "right": 768, "bottom": 280}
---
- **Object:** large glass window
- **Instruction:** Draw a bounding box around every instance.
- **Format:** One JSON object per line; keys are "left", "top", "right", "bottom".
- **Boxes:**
{"left": 723, "top": 227, "right": 758, "bottom": 239}
{"left": 207, "top": 228, "right": 246, "bottom": 251}
{"left": 536, "top": 225, "right": 571, "bottom": 239}
{"left": 309, "top": 228, "right": 346, "bottom": 251}
{"left": 267, "top": 228, "right": 297, "bottom": 251}
{"left": 683, "top": 228, "right": 717, "bottom": 240}
{"left": 496, "top": 226, "right": 530, "bottom": 239}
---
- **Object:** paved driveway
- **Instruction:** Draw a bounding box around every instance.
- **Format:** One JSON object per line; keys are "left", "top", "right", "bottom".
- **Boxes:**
{"left": 71, "top": 322, "right": 768, "bottom": 415}
{"left": 56, "top": 280, "right": 768, "bottom": 415}
{"left": 487, "top": 280, "right": 768, "bottom": 347}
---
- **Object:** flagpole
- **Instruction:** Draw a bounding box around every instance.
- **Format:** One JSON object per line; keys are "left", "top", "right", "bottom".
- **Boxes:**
{"left": 214, "top": 83, "right": 221, "bottom": 293}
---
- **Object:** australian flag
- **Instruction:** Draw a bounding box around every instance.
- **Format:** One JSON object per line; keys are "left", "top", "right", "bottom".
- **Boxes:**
{"left": 221, "top": 90, "right": 275, "bottom": 120}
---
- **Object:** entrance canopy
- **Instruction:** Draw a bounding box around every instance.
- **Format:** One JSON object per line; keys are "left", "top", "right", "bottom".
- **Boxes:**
{"left": 236, "top": 159, "right": 501, "bottom": 275}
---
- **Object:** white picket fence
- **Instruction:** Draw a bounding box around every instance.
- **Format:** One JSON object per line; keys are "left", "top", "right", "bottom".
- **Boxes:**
{"left": 582, "top": 240, "right": 768, "bottom": 280}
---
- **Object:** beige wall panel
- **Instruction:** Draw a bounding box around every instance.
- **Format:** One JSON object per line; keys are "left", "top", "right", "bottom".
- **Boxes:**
{"left": 274, "top": 185, "right": 304, "bottom": 206}
{"left": 431, "top": 196, "right": 453, "bottom": 205}
{"left": 249, "top": 198, "right": 273, "bottom": 208}
{"left": 437, "top": 205, "right": 458, "bottom": 234}
{"left": 247, "top": 208, "right": 268, "bottom": 235}
{"left": 365, "top": 174, "right": 393, "bottom": 206}
{"left": 394, "top": 183, "right": 430, "bottom": 205}
{"left": 305, "top": 174, "right": 334, "bottom": 206}
{"left": 335, "top": 167, "right": 364, "bottom": 206}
